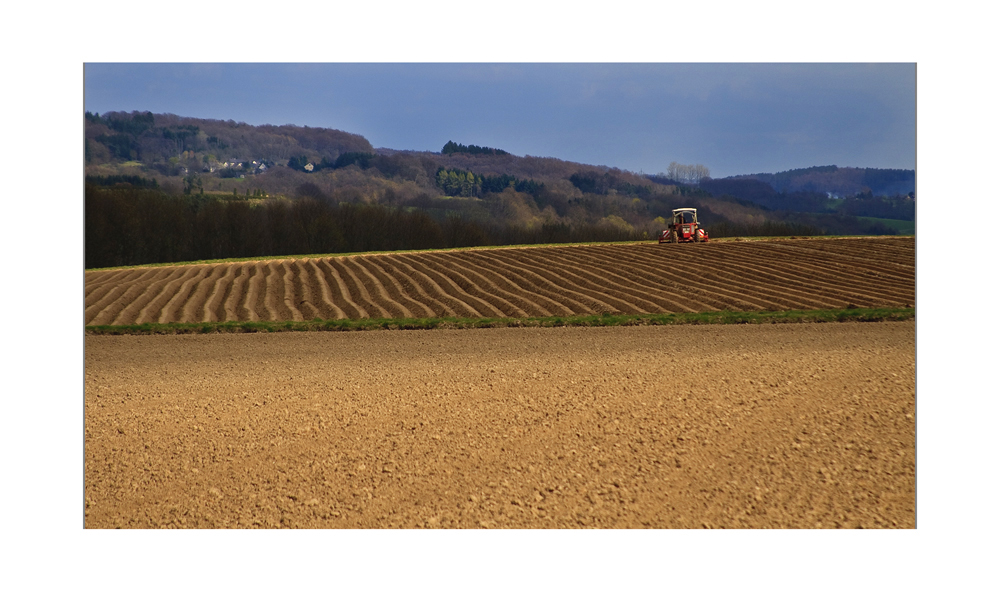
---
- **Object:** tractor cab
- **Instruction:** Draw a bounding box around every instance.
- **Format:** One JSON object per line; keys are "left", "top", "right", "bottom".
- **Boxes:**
{"left": 672, "top": 208, "right": 697, "bottom": 226}
{"left": 659, "top": 207, "right": 708, "bottom": 243}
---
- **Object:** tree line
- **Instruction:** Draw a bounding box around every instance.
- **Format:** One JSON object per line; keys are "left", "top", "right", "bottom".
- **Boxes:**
{"left": 733, "top": 165, "right": 914, "bottom": 196}
{"left": 442, "top": 140, "right": 509, "bottom": 156}
{"left": 85, "top": 184, "right": 646, "bottom": 269}
{"left": 699, "top": 178, "right": 914, "bottom": 221}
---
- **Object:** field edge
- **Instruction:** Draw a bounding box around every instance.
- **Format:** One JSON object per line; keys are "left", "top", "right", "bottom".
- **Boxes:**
{"left": 85, "top": 307, "right": 915, "bottom": 335}
{"left": 84, "top": 234, "right": 913, "bottom": 272}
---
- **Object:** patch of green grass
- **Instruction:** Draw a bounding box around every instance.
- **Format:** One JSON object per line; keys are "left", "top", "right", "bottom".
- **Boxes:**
{"left": 855, "top": 217, "right": 915, "bottom": 235}
{"left": 86, "top": 307, "right": 914, "bottom": 335}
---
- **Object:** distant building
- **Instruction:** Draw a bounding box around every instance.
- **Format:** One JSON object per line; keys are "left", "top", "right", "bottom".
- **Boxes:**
{"left": 304, "top": 163, "right": 314, "bottom": 172}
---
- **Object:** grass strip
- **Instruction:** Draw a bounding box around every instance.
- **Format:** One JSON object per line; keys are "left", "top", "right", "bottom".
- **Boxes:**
{"left": 86, "top": 307, "right": 914, "bottom": 336}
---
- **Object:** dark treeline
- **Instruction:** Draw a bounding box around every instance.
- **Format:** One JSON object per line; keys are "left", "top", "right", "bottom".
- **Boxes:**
{"left": 837, "top": 191, "right": 915, "bottom": 220}
{"left": 699, "top": 178, "right": 915, "bottom": 221}
{"left": 442, "top": 141, "right": 509, "bottom": 156}
{"left": 85, "top": 174, "right": 159, "bottom": 189}
{"left": 703, "top": 214, "right": 899, "bottom": 238}
{"left": 86, "top": 184, "right": 645, "bottom": 269}
{"left": 731, "top": 165, "right": 914, "bottom": 196}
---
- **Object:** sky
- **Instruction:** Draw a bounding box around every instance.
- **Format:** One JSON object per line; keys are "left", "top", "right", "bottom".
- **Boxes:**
{"left": 84, "top": 63, "right": 915, "bottom": 179}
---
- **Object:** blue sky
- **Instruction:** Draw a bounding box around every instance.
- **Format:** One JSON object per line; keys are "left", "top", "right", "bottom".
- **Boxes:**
{"left": 84, "top": 63, "right": 914, "bottom": 179}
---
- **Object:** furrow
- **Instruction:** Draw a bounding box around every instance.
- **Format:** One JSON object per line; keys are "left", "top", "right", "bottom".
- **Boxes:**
{"left": 787, "top": 237, "right": 914, "bottom": 260}
{"left": 753, "top": 241, "right": 916, "bottom": 283}
{"left": 691, "top": 244, "right": 911, "bottom": 307}
{"left": 817, "top": 238, "right": 916, "bottom": 262}
{"left": 547, "top": 247, "right": 712, "bottom": 313}
{"left": 638, "top": 245, "right": 857, "bottom": 310}
{"left": 325, "top": 258, "right": 390, "bottom": 319}
{"left": 749, "top": 242, "right": 915, "bottom": 283}
{"left": 292, "top": 260, "right": 324, "bottom": 321}
{"left": 615, "top": 247, "right": 773, "bottom": 311}
{"left": 415, "top": 253, "right": 522, "bottom": 318}
{"left": 85, "top": 269, "right": 133, "bottom": 296}
{"left": 130, "top": 267, "right": 199, "bottom": 325}
{"left": 576, "top": 246, "right": 729, "bottom": 312}
{"left": 85, "top": 268, "right": 159, "bottom": 324}
{"left": 393, "top": 254, "right": 494, "bottom": 318}
{"left": 242, "top": 263, "right": 266, "bottom": 322}
{"left": 204, "top": 263, "right": 238, "bottom": 323}
{"left": 340, "top": 256, "right": 411, "bottom": 318}
{"left": 280, "top": 260, "right": 306, "bottom": 321}
{"left": 486, "top": 249, "right": 650, "bottom": 315}
{"left": 313, "top": 259, "right": 356, "bottom": 319}
{"left": 356, "top": 256, "right": 435, "bottom": 318}
{"left": 221, "top": 263, "right": 250, "bottom": 322}
{"left": 424, "top": 252, "right": 557, "bottom": 317}
{"left": 516, "top": 247, "right": 680, "bottom": 314}
{"left": 732, "top": 243, "right": 915, "bottom": 298}
{"left": 302, "top": 260, "right": 345, "bottom": 319}
{"left": 672, "top": 245, "right": 912, "bottom": 307}
{"left": 448, "top": 251, "right": 589, "bottom": 317}
{"left": 177, "top": 265, "right": 228, "bottom": 323}
{"left": 89, "top": 269, "right": 173, "bottom": 326}
{"left": 108, "top": 269, "right": 183, "bottom": 326}
{"left": 426, "top": 253, "right": 532, "bottom": 317}
{"left": 85, "top": 269, "right": 144, "bottom": 306}
{"left": 157, "top": 266, "right": 213, "bottom": 324}
{"left": 262, "top": 261, "right": 290, "bottom": 321}
{"left": 368, "top": 257, "right": 460, "bottom": 318}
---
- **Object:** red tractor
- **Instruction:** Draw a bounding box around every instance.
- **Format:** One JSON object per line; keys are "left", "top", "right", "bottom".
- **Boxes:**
{"left": 659, "top": 207, "right": 709, "bottom": 243}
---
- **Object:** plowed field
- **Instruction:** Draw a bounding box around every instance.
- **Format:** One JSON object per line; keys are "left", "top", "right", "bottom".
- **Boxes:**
{"left": 85, "top": 322, "right": 915, "bottom": 529}
{"left": 85, "top": 237, "right": 915, "bottom": 325}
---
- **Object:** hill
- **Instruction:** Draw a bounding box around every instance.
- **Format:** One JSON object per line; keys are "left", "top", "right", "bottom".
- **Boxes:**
{"left": 84, "top": 111, "right": 912, "bottom": 268}
{"left": 727, "top": 165, "right": 914, "bottom": 197}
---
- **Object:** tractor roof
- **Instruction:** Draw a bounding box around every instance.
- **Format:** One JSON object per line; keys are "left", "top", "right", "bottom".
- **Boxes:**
{"left": 672, "top": 208, "right": 698, "bottom": 213}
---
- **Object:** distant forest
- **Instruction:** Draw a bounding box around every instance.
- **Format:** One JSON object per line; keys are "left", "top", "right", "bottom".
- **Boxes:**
{"left": 84, "top": 111, "right": 914, "bottom": 268}
{"left": 728, "top": 165, "right": 915, "bottom": 197}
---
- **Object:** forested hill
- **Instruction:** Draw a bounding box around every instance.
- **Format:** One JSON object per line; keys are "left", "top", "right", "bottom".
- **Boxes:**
{"left": 85, "top": 111, "right": 914, "bottom": 268}
{"left": 86, "top": 111, "right": 374, "bottom": 175}
{"left": 727, "top": 165, "right": 914, "bottom": 197}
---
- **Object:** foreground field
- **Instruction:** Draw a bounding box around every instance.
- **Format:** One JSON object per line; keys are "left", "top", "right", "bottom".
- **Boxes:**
{"left": 85, "top": 322, "right": 915, "bottom": 528}
{"left": 85, "top": 237, "right": 915, "bottom": 326}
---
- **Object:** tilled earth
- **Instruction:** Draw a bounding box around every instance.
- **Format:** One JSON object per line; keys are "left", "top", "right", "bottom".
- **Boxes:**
{"left": 84, "top": 237, "right": 916, "bottom": 325}
{"left": 85, "top": 322, "right": 915, "bottom": 528}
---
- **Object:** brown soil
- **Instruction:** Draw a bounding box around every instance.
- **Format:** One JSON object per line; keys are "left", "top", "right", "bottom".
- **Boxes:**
{"left": 84, "top": 237, "right": 915, "bottom": 325}
{"left": 85, "top": 322, "right": 915, "bottom": 529}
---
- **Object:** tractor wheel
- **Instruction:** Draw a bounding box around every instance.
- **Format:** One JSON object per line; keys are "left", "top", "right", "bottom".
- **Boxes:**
{"left": 668, "top": 230, "right": 678, "bottom": 243}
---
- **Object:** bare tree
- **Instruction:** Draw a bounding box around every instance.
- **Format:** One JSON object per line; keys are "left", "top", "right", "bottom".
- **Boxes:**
{"left": 666, "top": 162, "right": 710, "bottom": 184}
